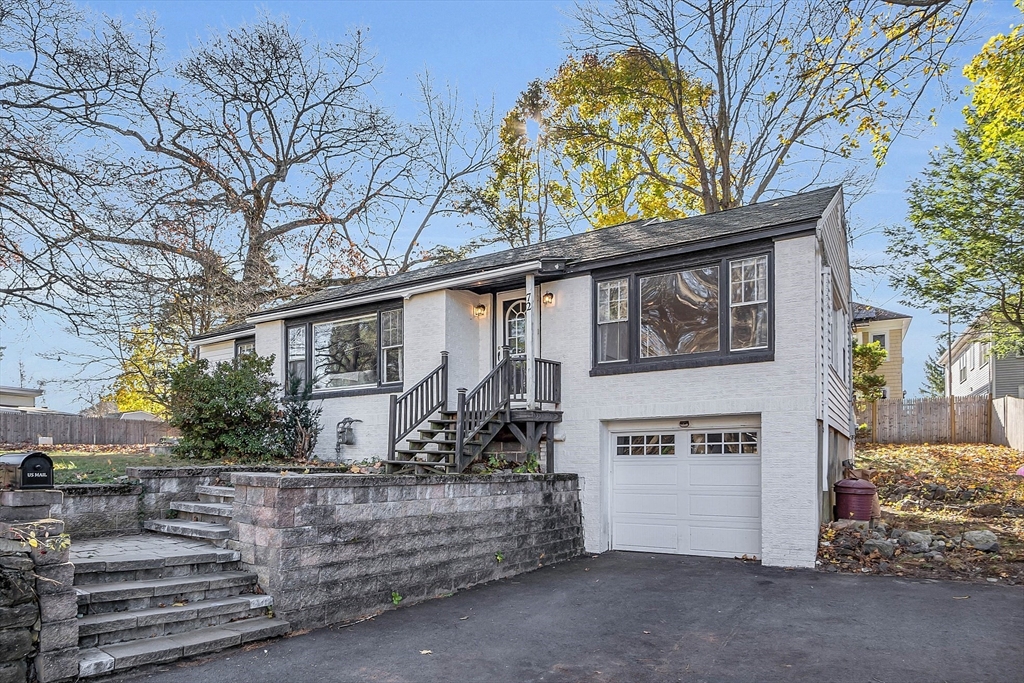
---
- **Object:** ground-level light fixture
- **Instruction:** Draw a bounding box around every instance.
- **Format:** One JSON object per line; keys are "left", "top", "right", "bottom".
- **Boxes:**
{"left": 541, "top": 292, "right": 555, "bottom": 306}
{"left": 473, "top": 304, "right": 487, "bottom": 318}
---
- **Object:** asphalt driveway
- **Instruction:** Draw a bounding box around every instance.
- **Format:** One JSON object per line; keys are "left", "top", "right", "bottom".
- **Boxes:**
{"left": 112, "top": 552, "right": 1023, "bottom": 683}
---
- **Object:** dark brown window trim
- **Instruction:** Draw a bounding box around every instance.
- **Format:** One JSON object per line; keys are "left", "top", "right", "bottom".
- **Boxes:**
{"left": 591, "top": 245, "right": 775, "bottom": 374}
{"left": 284, "top": 300, "right": 404, "bottom": 397}
{"left": 234, "top": 336, "right": 256, "bottom": 358}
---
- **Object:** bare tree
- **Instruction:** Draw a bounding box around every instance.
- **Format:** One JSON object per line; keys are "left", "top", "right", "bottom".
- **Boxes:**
{"left": 566, "top": 0, "right": 973, "bottom": 213}
{"left": 1, "top": 0, "right": 495, "bottom": 404}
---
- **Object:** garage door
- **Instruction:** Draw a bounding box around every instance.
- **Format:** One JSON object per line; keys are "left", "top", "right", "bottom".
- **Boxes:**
{"left": 611, "top": 428, "right": 761, "bottom": 558}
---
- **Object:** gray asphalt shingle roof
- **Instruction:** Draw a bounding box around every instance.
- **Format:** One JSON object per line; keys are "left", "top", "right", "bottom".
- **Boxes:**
{"left": 852, "top": 302, "right": 912, "bottom": 323}
{"left": 254, "top": 186, "right": 841, "bottom": 319}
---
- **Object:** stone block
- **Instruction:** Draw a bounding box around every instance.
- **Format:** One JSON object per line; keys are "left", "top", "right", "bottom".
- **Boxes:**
{"left": 34, "top": 563, "right": 74, "bottom": 595}
{"left": 38, "top": 592, "right": 77, "bottom": 622}
{"left": 0, "top": 491, "right": 62, "bottom": 508}
{"left": 0, "top": 568, "right": 34, "bottom": 606}
{"left": 0, "top": 506, "right": 52, "bottom": 523}
{"left": 0, "top": 555, "right": 32, "bottom": 572}
{"left": 0, "top": 628, "right": 33, "bottom": 662}
{"left": 0, "top": 602, "right": 37, "bottom": 629}
{"left": 34, "top": 647, "right": 79, "bottom": 683}
{"left": 38, "top": 618, "right": 78, "bottom": 653}
{"left": 78, "top": 649, "right": 114, "bottom": 677}
{"left": 27, "top": 545, "right": 69, "bottom": 567}
{"left": 0, "top": 660, "right": 27, "bottom": 683}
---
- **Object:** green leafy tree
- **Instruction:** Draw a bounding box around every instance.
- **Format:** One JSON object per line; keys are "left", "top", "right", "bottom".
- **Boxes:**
{"left": 568, "top": 0, "right": 971, "bottom": 213}
{"left": 920, "top": 342, "right": 948, "bottom": 397}
{"left": 167, "top": 354, "right": 285, "bottom": 462}
{"left": 962, "top": 0, "right": 1024, "bottom": 152}
{"left": 102, "top": 327, "right": 185, "bottom": 417}
{"left": 468, "top": 52, "right": 710, "bottom": 245}
{"left": 853, "top": 340, "right": 888, "bottom": 407}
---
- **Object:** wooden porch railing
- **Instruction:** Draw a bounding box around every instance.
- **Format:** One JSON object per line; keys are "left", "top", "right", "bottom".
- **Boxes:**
{"left": 455, "top": 347, "right": 514, "bottom": 464}
{"left": 534, "top": 358, "right": 561, "bottom": 405}
{"left": 387, "top": 352, "right": 448, "bottom": 461}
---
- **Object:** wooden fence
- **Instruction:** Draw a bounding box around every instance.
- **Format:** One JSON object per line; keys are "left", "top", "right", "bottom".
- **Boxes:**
{"left": 991, "top": 396, "right": 1024, "bottom": 451}
{"left": 0, "top": 411, "right": 176, "bottom": 446}
{"left": 855, "top": 396, "right": 992, "bottom": 444}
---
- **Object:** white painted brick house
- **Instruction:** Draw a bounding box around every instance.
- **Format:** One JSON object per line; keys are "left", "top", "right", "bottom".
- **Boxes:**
{"left": 192, "top": 186, "right": 854, "bottom": 568}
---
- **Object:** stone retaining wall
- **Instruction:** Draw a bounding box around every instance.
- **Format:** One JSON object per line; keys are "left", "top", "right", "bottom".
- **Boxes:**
{"left": 0, "top": 491, "right": 79, "bottom": 683}
{"left": 57, "top": 485, "right": 142, "bottom": 538}
{"left": 228, "top": 472, "right": 583, "bottom": 630}
{"left": 127, "top": 465, "right": 349, "bottom": 519}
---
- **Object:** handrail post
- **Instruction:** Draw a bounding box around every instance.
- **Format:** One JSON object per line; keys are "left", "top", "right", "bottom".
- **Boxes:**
{"left": 387, "top": 394, "right": 398, "bottom": 462}
{"left": 440, "top": 351, "right": 449, "bottom": 411}
{"left": 455, "top": 388, "right": 467, "bottom": 469}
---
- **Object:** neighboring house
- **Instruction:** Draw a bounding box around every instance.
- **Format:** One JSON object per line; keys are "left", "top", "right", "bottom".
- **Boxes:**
{"left": 852, "top": 303, "right": 912, "bottom": 399}
{"left": 191, "top": 186, "right": 854, "bottom": 569}
{"left": 0, "top": 385, "right": 44, "bottom": 409}
{"left": 942, "top": 326, "right": 1024, "bottom": 399}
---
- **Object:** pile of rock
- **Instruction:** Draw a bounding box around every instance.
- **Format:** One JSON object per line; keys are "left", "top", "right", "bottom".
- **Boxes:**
{"left": 819, "top": 519, "right": 1003, "bottom": 575}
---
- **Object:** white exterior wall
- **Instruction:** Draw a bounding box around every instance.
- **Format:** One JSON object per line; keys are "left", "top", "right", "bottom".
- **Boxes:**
{"left": 540, "top": 234, "right": 823, "bottom": 568}
{"left": 949, "top": 342, "right": 994, "bottom": 397}
{"left": 197, "top": 340, "right": 235, "bottom": 366}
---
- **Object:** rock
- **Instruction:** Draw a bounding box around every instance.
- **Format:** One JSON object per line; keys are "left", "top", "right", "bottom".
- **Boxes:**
{"left": 863, "top": 539, "right": 895, "bottom": 559}
{"left": 898, "top": 531, "right": 931, "bottom": 547}
{"left": 962, "top": 530, "right": 1000, "bottom": 552}
{"left": 924, "top": 552, "right": 945, "bottom": 562}
{"left": 890, "top": 528, "right": 907, "bottom": 539}
{"left": 907, "top": 543, "right": 930, "bottom": 554}
{"left": 970, "top": 503, "right": 1003, "bottom": 518}
{"left": 878, "top": 561, "right": 890, "bottom": 572}
{"left": 469, "top": 463, "right": 490, "bottom": 474}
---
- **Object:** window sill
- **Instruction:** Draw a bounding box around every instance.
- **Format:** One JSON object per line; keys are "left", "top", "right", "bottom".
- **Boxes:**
{"left": 590, "top": 351, "right": 774, "bottom": 377}
{"left": 297, "top": 384, "right": 404, "bottom": 400}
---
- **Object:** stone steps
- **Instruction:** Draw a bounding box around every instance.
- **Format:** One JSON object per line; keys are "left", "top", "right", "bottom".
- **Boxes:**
{"left": 78, "top": 594, "right": 274, "bottom": 647}
{"left": 76, "top": 571, "right": 257, "bottom": 615}
{"left": 79, "top": 617, "right": 290, "bottom": 677}
{"left": 196, "top": 485, "right": 235, "bottom": 504}
{"left": 144, "top": 519, "right": 231, "bottom": 546}
{"left": 169, "top": 500, "right": 233, "bottom": 525}
{"left": 74, "top": 541, "right": 240, "bottom": 584}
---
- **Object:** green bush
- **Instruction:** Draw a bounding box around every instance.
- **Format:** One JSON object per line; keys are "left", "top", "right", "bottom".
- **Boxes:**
{"left": 168, "top": 354, "right": 287, "bottom": 462}
{"left": 281, "top": 381, "right": 324, "bottom": 460}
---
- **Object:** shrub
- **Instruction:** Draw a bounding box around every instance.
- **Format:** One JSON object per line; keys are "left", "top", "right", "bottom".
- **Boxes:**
{"left": 167, "top": 354, "right": 286, "bottom": 462}
{"left": 281, "top": 381, "right": 323, "bottom": 460}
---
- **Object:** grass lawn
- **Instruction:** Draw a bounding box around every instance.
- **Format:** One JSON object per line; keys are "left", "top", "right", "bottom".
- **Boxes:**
{"left": 1, "top": 445, "right": 205, "bottom": 484}
{"left": 820, "top": 443, "right": 1024, "bottom": 584}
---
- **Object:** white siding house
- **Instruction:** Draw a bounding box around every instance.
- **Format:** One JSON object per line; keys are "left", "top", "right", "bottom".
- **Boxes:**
{"left": 192, "top": 186, "right": 854, "bottom": 568}
{"left": 944, "top": 327, "right": 1024, "bottom": 399}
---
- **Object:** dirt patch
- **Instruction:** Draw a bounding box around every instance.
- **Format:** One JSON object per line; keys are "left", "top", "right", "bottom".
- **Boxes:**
{"left": 818, "top": 444, "right": 1024, "bottom": 585}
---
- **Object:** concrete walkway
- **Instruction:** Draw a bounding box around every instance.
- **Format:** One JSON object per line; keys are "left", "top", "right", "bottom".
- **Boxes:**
{"left": 106, "top": 552, "right": 1023, "bottom": 683}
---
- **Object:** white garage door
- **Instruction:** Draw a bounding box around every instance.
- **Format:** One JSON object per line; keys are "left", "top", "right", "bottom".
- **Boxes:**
{"left": 611, "top": 428, "right": 761, "bottom": 558}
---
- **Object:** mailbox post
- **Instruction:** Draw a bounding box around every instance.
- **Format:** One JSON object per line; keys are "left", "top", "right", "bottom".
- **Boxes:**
{"left": 1, "top": 451, "right": 55, "bottom": 489}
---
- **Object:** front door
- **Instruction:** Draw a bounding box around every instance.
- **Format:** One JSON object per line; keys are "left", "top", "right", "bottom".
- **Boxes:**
{"left": 503, "top": 299, "right": 528, "bottom": 401}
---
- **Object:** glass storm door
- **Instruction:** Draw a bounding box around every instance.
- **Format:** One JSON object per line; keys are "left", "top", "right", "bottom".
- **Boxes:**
{"left": 503, "top": 299, "right": 528, "bottom": 400}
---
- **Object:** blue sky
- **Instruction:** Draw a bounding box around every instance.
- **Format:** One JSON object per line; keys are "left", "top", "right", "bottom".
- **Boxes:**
{"left": 1, "top": 0, "right": 1019, "bottom": 410}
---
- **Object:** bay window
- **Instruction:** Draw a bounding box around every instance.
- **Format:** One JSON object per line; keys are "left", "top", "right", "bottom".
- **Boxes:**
{"left": 593, "top": 251, "right": 772, "bottom": 373}
{"left": 286, "top": 305, "right": 403, "bottom": 395}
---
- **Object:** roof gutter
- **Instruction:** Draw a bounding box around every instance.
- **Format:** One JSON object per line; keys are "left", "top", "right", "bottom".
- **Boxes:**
{"left": 187, "top": 329, "right": 255, "bottom": 349}
{"left": 245, "top": 260, "right": 546, "bottom": 324}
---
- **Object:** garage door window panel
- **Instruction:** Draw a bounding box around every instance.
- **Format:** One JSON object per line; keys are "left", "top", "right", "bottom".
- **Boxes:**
{"left": 616, "top": 434, "right": 675, "bottom": 456}
{"left": 691, "top": 431, "right": 758, "bottom": 455}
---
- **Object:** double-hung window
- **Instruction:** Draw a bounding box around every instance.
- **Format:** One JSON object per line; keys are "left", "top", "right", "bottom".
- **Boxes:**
{"left": 286, "top": 306, "right": 403, "bottom": 395}
{"left": 593, "top": 252, "right": 771, "bottom": 373}
{"left": 729, "top": 256, "right": 768, "bottom": 351}
{"left": 597, "top": 278, "right": 629, "bottom": 363}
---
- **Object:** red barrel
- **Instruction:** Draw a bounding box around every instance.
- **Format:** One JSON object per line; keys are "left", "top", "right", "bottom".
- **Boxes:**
{"left": 834, "top": 478, "right": 877, "bottom": 521}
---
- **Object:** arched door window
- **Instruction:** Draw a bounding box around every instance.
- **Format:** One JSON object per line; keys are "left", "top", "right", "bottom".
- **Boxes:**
{"left": 505, "top": 300, "right": 527, "bottom": 356}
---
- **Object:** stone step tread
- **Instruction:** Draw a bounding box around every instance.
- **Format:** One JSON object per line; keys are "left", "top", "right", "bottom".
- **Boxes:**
{"left": 144, "top": 519, "right": 231, "bottom": 539}
{"left": 195, "top": 485, "right": 235, "bottom": 499}
{"left": 169, "top": 501, "right": 233, "bottom": 516}
{"left": 77, "top": 595, "right": 273, "bottom": 636}
{"left": 78, "top": 617, "right": 290, "bottom": 677}
{"left": 74, "top": 549, "right": 238, "bottom": 576}
{"left": 76, "top": 571, "right": 256, "bottom": 604}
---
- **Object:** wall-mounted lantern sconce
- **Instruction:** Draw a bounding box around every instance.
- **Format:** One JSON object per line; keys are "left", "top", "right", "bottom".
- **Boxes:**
{"left": 541, "top": 292, "right": 555, "bottom": 306}
{"left": 473, "top": 304, "right": 487, "bottom": 318}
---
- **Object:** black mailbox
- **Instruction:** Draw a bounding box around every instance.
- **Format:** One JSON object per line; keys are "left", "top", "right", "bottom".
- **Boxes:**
{"left": 1, "top": 452, "right": 55, "bottom": 490}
